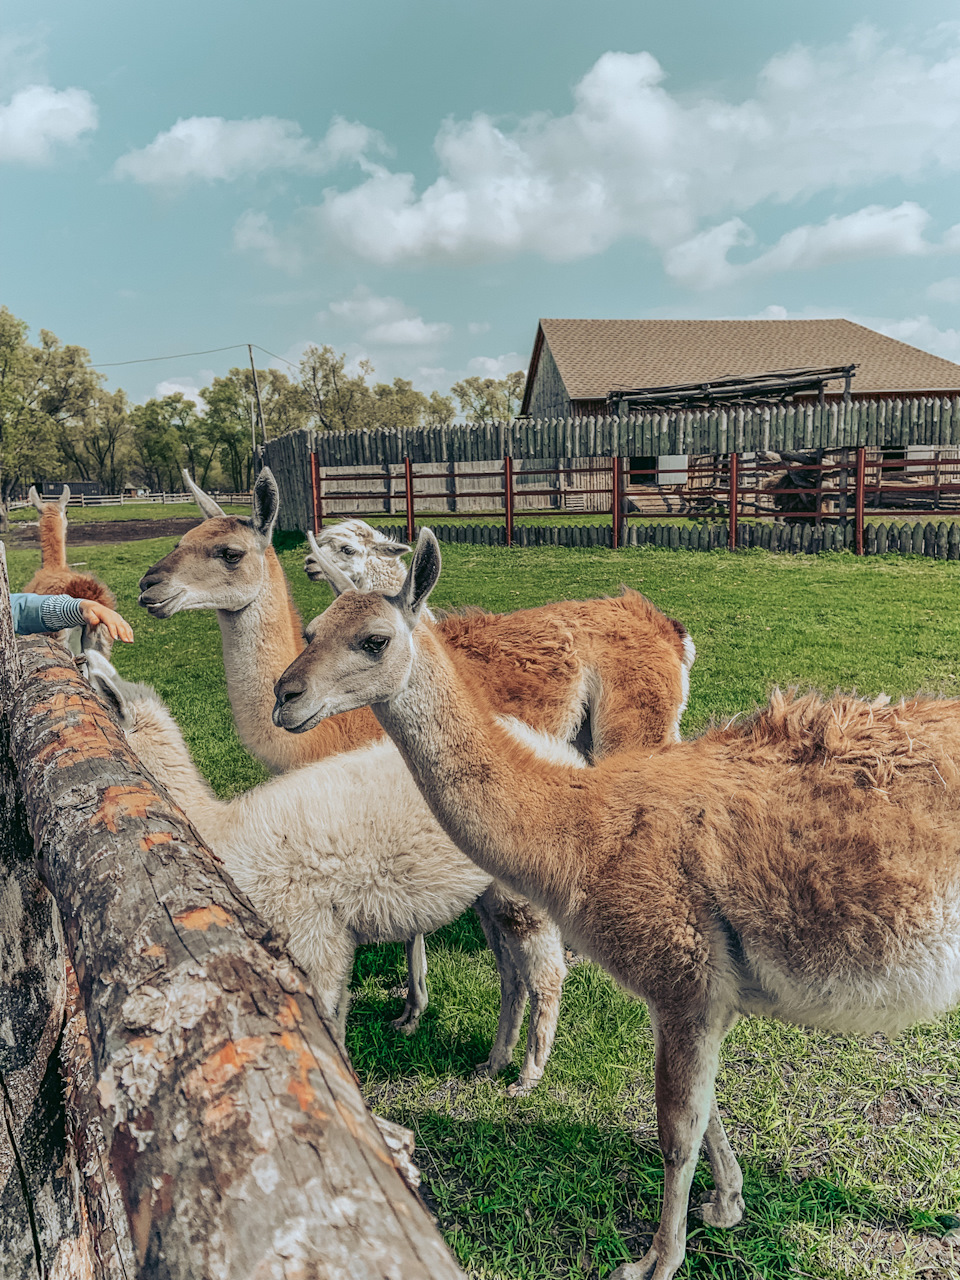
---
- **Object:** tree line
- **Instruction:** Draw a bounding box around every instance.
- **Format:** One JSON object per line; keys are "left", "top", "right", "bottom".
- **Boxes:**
{"left": 0, "top": 306, "right": 524, "bottom": 527}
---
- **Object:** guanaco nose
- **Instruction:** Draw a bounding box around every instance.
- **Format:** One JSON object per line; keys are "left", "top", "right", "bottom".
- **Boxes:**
{"left": 274, "top": 678, "right": 304, "bottom": 706}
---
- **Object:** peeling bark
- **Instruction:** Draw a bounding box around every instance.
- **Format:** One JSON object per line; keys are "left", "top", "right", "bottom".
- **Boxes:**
{"left": 2, "top": 615, "right": 463, "bottom": 1279}
{"left": 0, "top": 546, "right": 109, "bottom": 1279}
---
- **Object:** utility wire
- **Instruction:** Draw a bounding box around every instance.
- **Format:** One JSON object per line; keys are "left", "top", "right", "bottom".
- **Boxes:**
{"left": 92, "top": 344, "right": 249, "bottom": 368}
{"left": 251, "top": 343, "right": 300, "bottom": 371}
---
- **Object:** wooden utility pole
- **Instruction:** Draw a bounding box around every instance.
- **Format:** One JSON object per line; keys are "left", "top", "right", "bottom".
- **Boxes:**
{"left": 248, "top": 344, "right": 267, "bottom": 446}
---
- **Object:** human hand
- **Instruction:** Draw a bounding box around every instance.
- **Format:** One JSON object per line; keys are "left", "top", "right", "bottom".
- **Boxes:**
{"left": 78, "top": 600, "right": 134, "bottom": 643}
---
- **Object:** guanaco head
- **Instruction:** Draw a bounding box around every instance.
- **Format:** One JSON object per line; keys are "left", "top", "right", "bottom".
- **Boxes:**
{"left": 304, "top": 520, "right": 410, "bottom": 592}
{"left": 273, "top": 528, "right": 441, "bottom": 733}
{"left": 138, "top": 468, "right": 280, "bottom": 617}
{"left": 28, "top": 484, "right": 70, "bottom": 517}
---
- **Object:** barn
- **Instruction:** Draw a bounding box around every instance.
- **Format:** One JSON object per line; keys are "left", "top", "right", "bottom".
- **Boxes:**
{"left": 520, "top": 318, "right": 960, "bottom": 512}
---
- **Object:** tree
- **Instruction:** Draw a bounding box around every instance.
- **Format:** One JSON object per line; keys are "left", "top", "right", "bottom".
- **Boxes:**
{"left": 56, "top": 388, "right": 133, "bottom": 494}
{"left": 0, "top": 307, "right": 99, "bottom": 529}
{"left": 424, "top": 390, "right": 456, "bottom": 429}
{"left": 255, "top": 367, "right": 312, "bottom": 437}
{"left": 130, "top": 396, "right": 189, "bottom": 492}
{"left": 450, "top": 371, "right": 525, "bottom": 425}
{"left": 300, "top": 345, "right": 375, "bottom": 432}
{"left": 200, "top": 371, "right": 258, "bottom": 492}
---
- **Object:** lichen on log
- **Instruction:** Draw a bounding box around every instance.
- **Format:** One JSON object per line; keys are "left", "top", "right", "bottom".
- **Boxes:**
{"left": 4, "top": 627, "right": 463, "bottom": 1279}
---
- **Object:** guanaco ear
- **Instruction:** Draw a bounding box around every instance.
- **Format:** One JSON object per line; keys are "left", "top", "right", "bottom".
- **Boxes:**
{"left": 375, "top": 539, "right": 412, "bottom": 558}
{"left": 58, "top": 485, "right": 71, "bottom": 512}
{"left": 396, "top": 528, "right": 440, "bottom": 620}
{"left": 182, "top": 469, "right": 226, "bottom": 520}
{"left": 82, "top": 650, "right": 126, "bottom": 718}
{"left": 252, "top": 468, "right": 279, "bottom": 544}
{"left": 310, "top": 543, "right": 356, "bottom": 596}
{"left": 28, "top": 486, "right": 44, "bottom": 513}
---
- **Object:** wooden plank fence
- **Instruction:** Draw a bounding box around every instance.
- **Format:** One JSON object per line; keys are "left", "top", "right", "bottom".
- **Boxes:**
{"left": 260, "top": 400, "right": 960, "bottom": 557}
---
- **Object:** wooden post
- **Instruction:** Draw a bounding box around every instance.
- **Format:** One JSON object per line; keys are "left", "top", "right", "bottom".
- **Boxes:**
{"left": 728, "top": 452, "right": 739, "bottom": 551}
{"left": 855, "top": 445, "right": 866, "bottom": 556}
{"left": 3, "top": 629, "right": 465, "bottom": 1280}
{"left": 611, "top": 456, "right": 622, "bottom": 550}
{"left": 405, "top": 456, "right": 415, "bottom": 545}
{"left": 310, "top": 451, "right": 322, "bottom": 533}
{"left": 504, "top": 455, "right": 514, "bottom": 547}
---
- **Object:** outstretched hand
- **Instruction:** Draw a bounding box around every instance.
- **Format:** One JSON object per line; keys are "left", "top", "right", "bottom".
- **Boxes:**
{"left": 78, "top": 599, "right": 134, "bottom": 643}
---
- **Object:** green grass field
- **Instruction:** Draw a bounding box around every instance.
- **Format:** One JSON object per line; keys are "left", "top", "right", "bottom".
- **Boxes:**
{"left": 6, "top": 501, "right": 249, "bottom": 525}
{"left": 6, "top": 534, "right": 960, "bottom": 1279}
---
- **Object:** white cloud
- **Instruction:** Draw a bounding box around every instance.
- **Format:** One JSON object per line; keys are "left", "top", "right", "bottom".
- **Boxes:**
{"left": 861, "top": 314, "right": 960, "bottom": 365}
{"left": 155, "top": 378, "right": 207, "bottom": 408}
{"left": 287, "top": 26, "right": 960, "bottom": 272}
{"left": 114, "top": 113, "right": 382, "bottom": 186}
{"left": 232, "top": 210, "right": 304, "bottom": 273}
{"left": 468, "top": 321, "right": 491, "bottom": 335}
{"left": 322, "top": 287, "right": 451, "bottom": 346}
{"left": 467, "top": 352, "right": 526, "bottom": 378}
{"left": 366, "top": 316, "right": 452, "bottom": 345}
{"left": 0, "top": 84, "right": 97, "bottom": 163}
{"left": 665, "top": 203, "right": 934, "bottom": 289}
{"left": 927, "top": 276, "right": 960, "bottom": 303}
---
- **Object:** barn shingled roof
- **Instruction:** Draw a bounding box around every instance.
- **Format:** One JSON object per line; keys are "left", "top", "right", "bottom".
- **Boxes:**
{"left": 525, "top": 319, "right": 960, "bottom": 411}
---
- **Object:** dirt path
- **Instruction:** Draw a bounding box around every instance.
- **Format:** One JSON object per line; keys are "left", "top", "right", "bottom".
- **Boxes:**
{"left": 9, "top": 517, "right": 201, "bottom": 547}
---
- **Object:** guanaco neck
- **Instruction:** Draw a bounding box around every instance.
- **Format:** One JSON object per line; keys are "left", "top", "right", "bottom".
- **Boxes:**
{"left": 373, "top": 624, "right": 588, "bottom": 922}
{"left": 217, "top": 548, "right": 381, "bottom": 772}
{"left": 131, "top": 711, "right": 228, "bottom": 851}
{"left": 40, "top": 509, "right": 68, "bottom": 569}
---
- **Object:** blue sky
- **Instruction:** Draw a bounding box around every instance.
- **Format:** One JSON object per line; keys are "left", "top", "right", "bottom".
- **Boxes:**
{"left": 4, "top": 1, "right": 960, "bottom": 406}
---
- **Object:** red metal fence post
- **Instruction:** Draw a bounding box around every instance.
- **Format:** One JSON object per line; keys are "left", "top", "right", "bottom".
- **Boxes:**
{"left": 728, "top": 452, "right": 739, "bottom": 551}
{"left": 405, "top": 456, "right": 415, "bottom": 545}
{"left": 611, "top": 456, "right": 622, "bottom": 549}
{"left": 504, "top": 455, "right": 514, "bottom": 547}
{"left": 855, "top": 446, "right": 866, "bottom": 555}
{"left": 310, "top": 452, "right": 322, "bottom": 534}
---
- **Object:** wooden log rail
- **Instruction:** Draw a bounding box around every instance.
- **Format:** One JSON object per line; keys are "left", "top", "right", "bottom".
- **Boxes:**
{"left": 0, "top": 558, "right": 464, "bottom": 1279}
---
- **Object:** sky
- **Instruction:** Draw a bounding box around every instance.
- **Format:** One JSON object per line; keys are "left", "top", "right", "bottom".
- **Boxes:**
{"left": 4, "top": 0, "right": 960, "bottom": 408}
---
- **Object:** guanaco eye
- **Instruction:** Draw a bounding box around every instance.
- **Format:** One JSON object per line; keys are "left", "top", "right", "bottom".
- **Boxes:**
{"left": 360, "top": 634, "right": 389, "bottom": 655}
{"left": 221, "top": 548, "right": 244, "bottom": 564}
{"left": 340, "top": 545, "right": 355, "bottom": 555}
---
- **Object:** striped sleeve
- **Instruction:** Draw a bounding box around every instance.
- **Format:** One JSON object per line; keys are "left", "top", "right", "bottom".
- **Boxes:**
{"left": 38, "top": 595, "right": 87, "bottom": 630}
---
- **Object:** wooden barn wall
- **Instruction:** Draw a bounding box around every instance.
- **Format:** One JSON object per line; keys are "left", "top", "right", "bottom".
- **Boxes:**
{"left": 525, "top": 342, "right": 570, "bottom": 420}
{"left": 261, "top": 397, "right": 960, "bottom": 531}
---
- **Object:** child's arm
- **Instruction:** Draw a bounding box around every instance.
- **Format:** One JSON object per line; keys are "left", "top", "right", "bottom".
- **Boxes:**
{"left": 8, "top": 593, "right": 134, "bottom": 642}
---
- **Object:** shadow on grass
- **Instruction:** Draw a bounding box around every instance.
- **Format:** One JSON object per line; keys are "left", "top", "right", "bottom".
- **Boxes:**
{"left": 402, "top": 1113, "right": 943, "bottom": 1280}
{"left": 347, "top": 914, "right": 512, "bottom": 1078}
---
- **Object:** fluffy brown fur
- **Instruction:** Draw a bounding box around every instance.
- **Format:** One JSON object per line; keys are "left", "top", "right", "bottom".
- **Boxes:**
{"left": 274, "top": 530, "right": 960, "bottom": 1280}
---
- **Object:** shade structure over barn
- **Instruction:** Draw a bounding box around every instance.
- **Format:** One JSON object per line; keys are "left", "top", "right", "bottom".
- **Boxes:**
{"left": 521, "top": 318, "right": 960, "bottom": 419}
